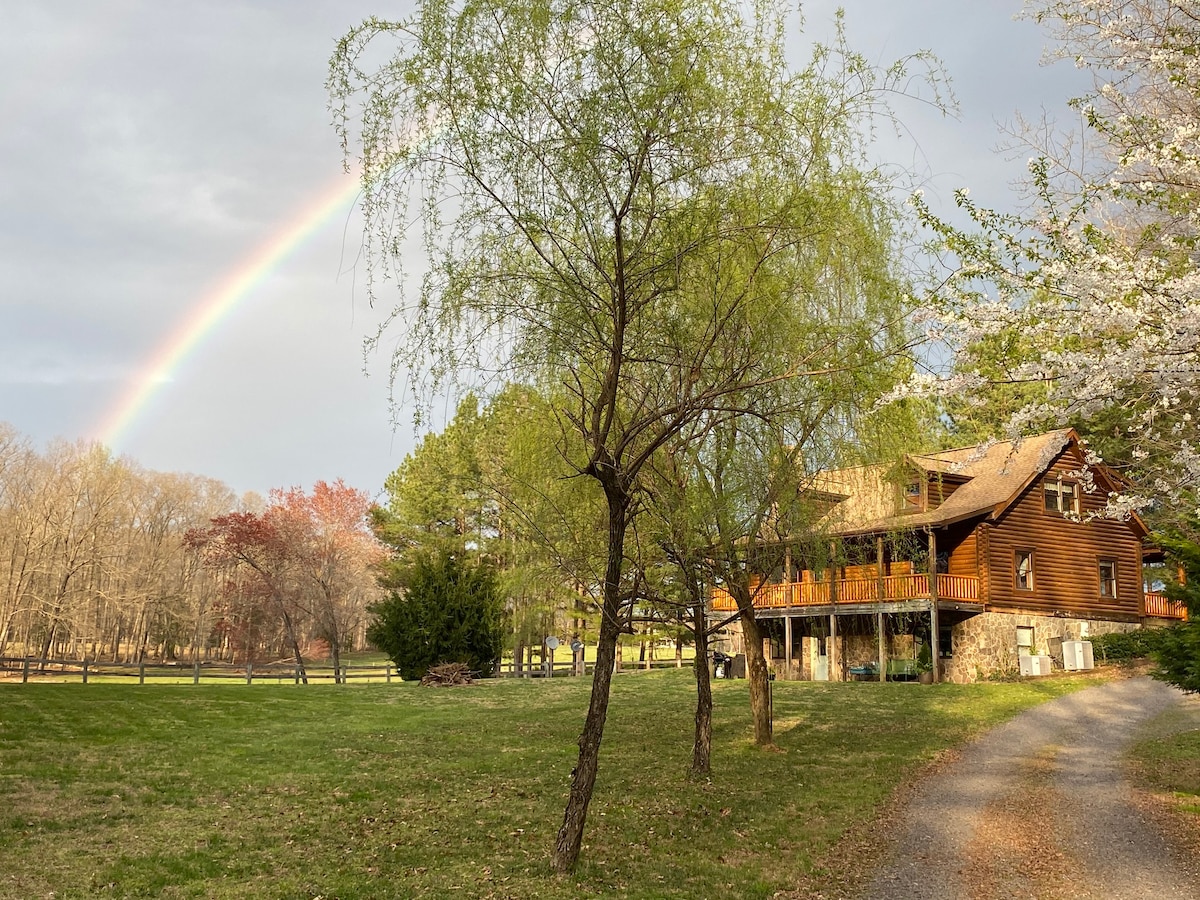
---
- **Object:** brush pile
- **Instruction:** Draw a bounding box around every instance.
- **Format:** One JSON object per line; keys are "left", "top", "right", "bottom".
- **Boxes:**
{"left": 419, "top": 662, "right": 474, "bottom": 686}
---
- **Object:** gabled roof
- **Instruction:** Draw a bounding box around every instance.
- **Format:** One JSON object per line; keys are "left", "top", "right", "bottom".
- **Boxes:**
{"left": 814, "top": 429, "right": 1140, "bottom": 536}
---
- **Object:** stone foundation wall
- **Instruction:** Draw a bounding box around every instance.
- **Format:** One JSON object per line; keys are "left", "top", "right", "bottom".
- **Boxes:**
{"left": 710, "top": 610, "right": 1144, "bottom": 683}
{"left": 942, "top": 613, "right": 1140, "bottom": 683}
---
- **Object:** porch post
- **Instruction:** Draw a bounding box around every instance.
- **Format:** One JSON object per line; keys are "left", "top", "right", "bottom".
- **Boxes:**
{"left": 877, "top": 612, "right": 886, "bottom": 683}
{"left": 784, "top": 615, "right": 792, "bottom": 678}
{"left": 877, "top": 535, "right": 886, "bottom": 682}
{"left": 828, "top": 540, "right": 838, "bottom": 606}
{"left": 929, "top": 529, "right": 940, "bottom": 684}
{"left": 828, "top": 539, "right": 839, "bottom": 682}
{"left": 829, "top": 613, "right": 839, "bottom": 682}
{"left": 786, "top": 543, "right": 795, "bottom": 607}
{"left": 876, "top": 535, "right": 885, "bottom": 599}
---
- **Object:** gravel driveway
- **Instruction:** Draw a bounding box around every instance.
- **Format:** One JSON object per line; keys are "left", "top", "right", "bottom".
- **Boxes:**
{"left": 863, "top": 677, "right": 1199, "bottom": 900}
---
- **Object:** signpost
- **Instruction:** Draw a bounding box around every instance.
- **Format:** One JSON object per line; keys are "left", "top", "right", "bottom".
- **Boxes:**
{"left": 544, "top": 635, "right": 559, "bottom": 677}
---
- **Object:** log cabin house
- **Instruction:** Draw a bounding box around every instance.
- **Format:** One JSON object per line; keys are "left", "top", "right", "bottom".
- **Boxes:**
{"left": 709, "top": 429, "right": 1187, "bottom": 683}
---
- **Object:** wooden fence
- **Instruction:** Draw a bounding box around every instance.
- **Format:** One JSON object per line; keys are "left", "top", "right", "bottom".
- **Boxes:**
{"left": 0, "top": 655, "right": 679, "bottom": 684}
{"left": 0, "top": 657, "right": 399, "bottom": 685}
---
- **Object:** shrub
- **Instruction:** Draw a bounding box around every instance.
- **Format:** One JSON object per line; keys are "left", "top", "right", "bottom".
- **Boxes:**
{"left": 1152, "top": 623, "right": 1200, "bottom": 694}
{"left": 368, "top": 549, "right": 504, "bottom": 681}
{"left": 1089, "top": 628, "right": 1171, "bottom": 663}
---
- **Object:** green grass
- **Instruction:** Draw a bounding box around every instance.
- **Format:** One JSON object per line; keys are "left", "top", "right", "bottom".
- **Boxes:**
{"left": 1128, "top": 701, "right": 1200, "bottom": 816}
{"left": 0, "top": 671, "right": 1096, "bottom": 899}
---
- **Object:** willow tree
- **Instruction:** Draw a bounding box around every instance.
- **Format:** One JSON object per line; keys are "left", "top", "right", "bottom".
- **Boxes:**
{"left": 330, "top": 0, "right": 938, "bottom": 872}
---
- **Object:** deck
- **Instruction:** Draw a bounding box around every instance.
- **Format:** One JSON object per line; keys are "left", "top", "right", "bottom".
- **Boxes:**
{"left": 711, "top": 577, "right": 1189, "bottom": 620}
{"left": 1144, "top": 591, "right": 1189, "bottom": 620}
{"left": 709, "top": 573, "right": 979, "bottom": 613}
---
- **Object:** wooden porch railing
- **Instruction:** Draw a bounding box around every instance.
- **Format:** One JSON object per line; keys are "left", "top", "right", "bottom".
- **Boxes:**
{"left": 1144, "top": 591, "right": 1188, "bottom": 620}
{"left": 710, "top": 573, "right": 979, "bottom": 612}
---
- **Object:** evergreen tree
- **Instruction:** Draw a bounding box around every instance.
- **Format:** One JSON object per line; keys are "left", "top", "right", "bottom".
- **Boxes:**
{"left": 368, "top": 549, "right": 504, "bottom": 681}
{"left": 1152, "top": 521, "right": 1200, "bottom": 693}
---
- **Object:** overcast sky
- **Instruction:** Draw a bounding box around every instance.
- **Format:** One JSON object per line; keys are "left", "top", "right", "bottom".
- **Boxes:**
{"left": 0, "top": 1, "right": 1090, "bottom": 498}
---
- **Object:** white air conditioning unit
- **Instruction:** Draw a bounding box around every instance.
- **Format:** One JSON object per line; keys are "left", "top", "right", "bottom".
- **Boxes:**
{"left": 1019, "top": 654, "right": 1053, "bottom": 676}
{"left": 1062, "top": 640, "right": 1095, "bottom": 671}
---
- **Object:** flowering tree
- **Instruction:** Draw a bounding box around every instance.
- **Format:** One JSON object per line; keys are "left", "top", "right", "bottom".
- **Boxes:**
{"left": 186, "top": 480, "right": 384, "bottom": 681}
{"left": 185, "top": 511, "right": 310, "bottom": 678}
{"left": 912, "top": 0, "right": 1200, "bottom": 512}
{"left": 269, "top": 481, "right": 386, "bottom": 682}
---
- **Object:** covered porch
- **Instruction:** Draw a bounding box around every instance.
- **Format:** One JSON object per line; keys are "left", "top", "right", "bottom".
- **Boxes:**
{"left": 709, "top": 572, "right": 980, "bottom": 612}
{"left": 710, "top": 528, "right": 977, "bottom": 683}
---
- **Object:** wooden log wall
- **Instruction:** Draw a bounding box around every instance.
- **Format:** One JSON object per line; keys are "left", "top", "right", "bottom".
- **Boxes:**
{"left": 984, "top": 450, "right": 1143, "bottom": 619}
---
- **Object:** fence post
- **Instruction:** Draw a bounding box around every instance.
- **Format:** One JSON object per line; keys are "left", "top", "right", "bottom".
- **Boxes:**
{"left": 22, "top": 657, "right": 30, "bottom": 683}
{"left": 246, "top": 662, "right": 253, "bottom": 685}
{"left": 139, "top": 662, "right": 145, "bottom": 685}
{"left": 386, "top": 664, "right": 392, "bottom": 683}
{"left": 81, "top": 660, "right": 89, "bottom": 684}
{"left": 193, "top": 660, "right": 201, "bottom": 684}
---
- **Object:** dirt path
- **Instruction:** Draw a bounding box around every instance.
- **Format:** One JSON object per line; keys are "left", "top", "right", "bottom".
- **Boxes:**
{"left": 862, "top": 677, "right": 1200, "bottom": 900}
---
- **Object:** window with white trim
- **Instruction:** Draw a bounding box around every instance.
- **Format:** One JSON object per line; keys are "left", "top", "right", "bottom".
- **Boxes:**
{"left": 1015, "top": 550, "right": 1034, "bottom": 592}
{"left": 1099, "top": 559, "right": 1118, "bottom": 599}
{"left": 1044, "top": 478, "right": 1079, "bottom": 515}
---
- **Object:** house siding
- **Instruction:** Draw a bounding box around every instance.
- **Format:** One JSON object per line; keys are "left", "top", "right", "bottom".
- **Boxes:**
{"left": 946, "top": 524, "right": 977, "bottom": 577}
{"left": 985, "top": 450, "right": 1143, "bottom": 620}
{"left": 927, "top": 476, "right": 967, "bottom": 510}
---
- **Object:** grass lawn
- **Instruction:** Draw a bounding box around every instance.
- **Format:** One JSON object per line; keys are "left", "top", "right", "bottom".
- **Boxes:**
{"left": 0, "top": 670, "right": 1097, "bottom": 899}
{"left": 1128, "top": 697, "right": 1200, "bottom": 821}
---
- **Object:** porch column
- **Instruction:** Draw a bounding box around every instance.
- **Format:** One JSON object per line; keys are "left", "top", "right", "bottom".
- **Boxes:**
{"left": 877, "top": 535, "right": 886, "bottom": 682}
{"left": 828, "top": 539, "right": 840, "bottom": 681}
{"left": 786, "top": 544, "right": 795, "bottom": 607}
{"left": 929, "top": 529, "right": 940, "bottom": 684}
{"left": 829, "top": 613, "right": 839, "bottom": 682}
{"left": 877, "top": 612, "right": 886, "bottom": 683}
{"left": 784, "top": 615, "right": 792, "bottom": 678}
{"left": 876, "top": 535, "right": 885, "bottom": 598}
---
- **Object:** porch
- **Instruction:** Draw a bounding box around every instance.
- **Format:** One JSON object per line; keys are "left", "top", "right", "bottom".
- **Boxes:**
{"left": 1144, "top": 591, "right": 1188, "bottom": 620}
{"left": 709, "top": 573, "right": 980, "bottom": 613}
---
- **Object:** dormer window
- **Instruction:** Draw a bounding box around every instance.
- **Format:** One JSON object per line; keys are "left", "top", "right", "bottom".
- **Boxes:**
{"left": 903, "top": 480, "right": 922, "bottom": 510}
{"left": 1044, "top": 478, "right": 1079, "bottom": 515}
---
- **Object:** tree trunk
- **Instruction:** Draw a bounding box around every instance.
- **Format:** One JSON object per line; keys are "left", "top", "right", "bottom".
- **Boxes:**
{"left": 736, "top": 600, "right": 772, "bottom": 746}
{"left": 691, "top": 601, "right": 712, "bottom": 776}
{"left": 38, "top": 618, "right": 58, "bottom": 667}
{"left": 277, "top": 600, "right": 308, "bottom": 684}
{"left": 330, "top": 633, "right": 342, "bottom": 684}
{"left": 551, "top": 492, "right": 628, "bottom": 873}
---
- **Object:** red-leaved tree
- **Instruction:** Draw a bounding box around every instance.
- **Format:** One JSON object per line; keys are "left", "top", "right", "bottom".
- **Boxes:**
{"left": 186, "top": 480, "right": 385, "bottom": 683}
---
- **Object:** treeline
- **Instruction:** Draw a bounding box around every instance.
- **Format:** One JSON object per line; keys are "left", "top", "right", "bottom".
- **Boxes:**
{"left": 0, "top": 423, "right": 382, "bottom": 671}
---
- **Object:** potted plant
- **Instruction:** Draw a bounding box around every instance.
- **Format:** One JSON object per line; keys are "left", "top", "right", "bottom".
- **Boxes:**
{"left": 916, "top": 641, "right": 934, "bottom": 684}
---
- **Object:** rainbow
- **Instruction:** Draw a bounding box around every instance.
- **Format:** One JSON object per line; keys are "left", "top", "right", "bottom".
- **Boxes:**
{"left": 95, "top": 173, "right": 362, "bottom": 450}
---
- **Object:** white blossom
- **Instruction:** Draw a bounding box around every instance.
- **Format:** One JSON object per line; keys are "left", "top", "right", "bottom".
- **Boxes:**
{"left": 908, "top": 0, "right": 1200, "bottom": 514}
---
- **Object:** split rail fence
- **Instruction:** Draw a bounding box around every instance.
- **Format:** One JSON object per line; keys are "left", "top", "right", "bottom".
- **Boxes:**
{"left": 0, "top": 656, "right": 660, "bottom": 684}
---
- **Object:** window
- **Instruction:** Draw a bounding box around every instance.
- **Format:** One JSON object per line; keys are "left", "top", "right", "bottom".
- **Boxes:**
{"left": 903, "top": 480, "right": 922, "bottom": 509}
{"left": 1044, "top": 478, "right": 1079, "bottom": 515}
{"left": 1015, "top": 550, "right": 1034, "bottom": 591}
{"left": 1016, "top": 625, "right": 1035, "bottom": 656}
{"left": 1099, "top": 559, "right": 1118, "bottom": 598}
